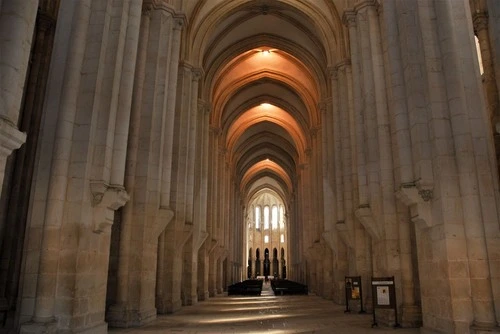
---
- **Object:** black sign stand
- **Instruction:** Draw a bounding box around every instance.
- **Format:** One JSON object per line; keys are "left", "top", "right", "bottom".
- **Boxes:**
{"left": 371, "top": 276, "right": 400, "bottom": 328}
{"left": 344, "top": 276, "right": 365, "bottom": 313}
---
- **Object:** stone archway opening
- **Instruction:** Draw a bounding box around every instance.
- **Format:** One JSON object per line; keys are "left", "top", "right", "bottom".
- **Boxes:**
{"left": 246, "top": 190, "right": 288, "bottom": 280}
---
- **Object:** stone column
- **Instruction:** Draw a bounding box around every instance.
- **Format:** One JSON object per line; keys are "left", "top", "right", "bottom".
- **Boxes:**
{"left": 114, "top": 2, "right": 151, "bottom": 311}
{"left": 0, "top": 0, "right": 37, "bottom": 189}
{"left": 436, "top": 0, "right": 498, "bottom": 329}
{"left": 109, "top": 3, "right": 173, "bottom": 326}
{"left": 343, "top": 11, "right": 371, "bottom": 286}
{"left": 109, "top": 1, "right": 143, "bottom": 187}
{"left": 320, "top": 99, "right": 335, "bottom": 235}
{"left": 197, "top": 241, "right": 209, "bottom": 301}
{"left": 380, "top": 0, "right": 422, "bottom": 326}
{"left": 160, "top": 17, "right": 184, "bottom": 208}
{"left": 338, "top": 61, "right": 354, "bottom": 243}
{"left": 0, "top": 6, "right": 58, "bottom": 325}
{"left": 332, "top": 70, "right": 344, "bottom": 224}
{"left": 186, "top": 69, "right": 201, "bottom": 223}
{"left": 343, "top": 10, "right": 368, "bottom": 207}
{"left": 31, "top": 0, "right": 91, "bottom": 326}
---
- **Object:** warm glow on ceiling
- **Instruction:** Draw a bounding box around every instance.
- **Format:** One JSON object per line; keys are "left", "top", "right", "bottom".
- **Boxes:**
{"left": 240, "top": 159, "right": 292, "bottom": 194}
{"left": 225, "top": 105, "right": 308, "bottom": 157}
{"left": 261, "top": 103, "right": 272, "bottom": 108}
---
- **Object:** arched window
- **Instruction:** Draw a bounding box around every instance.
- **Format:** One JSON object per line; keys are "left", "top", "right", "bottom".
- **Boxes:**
{"left": 279, "top": 205, "right": 285, "bottom": 229}
{"left": 475, "top": 35, "right": 484, "bottom": 75}
{"left": 271, "top": 205, "right": 278, "bottom": 229}
{"left": 255, "top": 206, "right": 261, "bottom": 229}
{"left": 280, "top": 234, "right": 284, "bottom": 243}
{"left": 264, "top": 206, "right": 270, "bottom": 230}
{"left": 264, "top": 235, "right": 269, "bottom": 243}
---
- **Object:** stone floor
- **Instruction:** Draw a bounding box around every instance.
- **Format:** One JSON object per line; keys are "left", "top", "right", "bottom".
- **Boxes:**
{"left": 109, "top": 282, "right": 421, "bottom": 334}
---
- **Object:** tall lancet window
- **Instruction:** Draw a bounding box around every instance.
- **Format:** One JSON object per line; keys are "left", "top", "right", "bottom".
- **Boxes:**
{"left": 272, "top": 205, "right": 278, "bottom": 229}
{"left": 279, "top": 205, "right": 285, "bottom": 229}
{"left": 264, "top": 206, "right": 270, "bottom": 230}
{"left": 255, "top": 206, "right": 261, "bottom": 229}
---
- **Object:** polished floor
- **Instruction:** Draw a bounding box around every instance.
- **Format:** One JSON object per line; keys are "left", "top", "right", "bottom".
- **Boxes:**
{"left": 110, "top": 282, "right": 421, "bottom": 334}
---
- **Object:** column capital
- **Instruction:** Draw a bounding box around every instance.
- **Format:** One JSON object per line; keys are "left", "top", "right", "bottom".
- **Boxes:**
{"left": 192, "top": 68, "right": 204, "bottom": 81}
{"left": 142, "top": 3, "right": 154, "bottom": 16}
{"left": 342, "top": 9, "right": 357, "bottom": 28}
{"left": 210, "top": 126, "right": 221, "bottom": 135}
{"left": 335, "top": 59, "right": 351, "bottom": 72}
{"left": 473, "top": 12, "right": 489, "bottom": 34}
{"left": 327, "top": 66, "right": 338, "bottom": 80}
{"left": 354, "top": 0, "right": 379, "bottom": 13}
{"left": 318, "top": 101, "right": 328, "bottom": 114}
{"left": 0, "top": 117, "right": 26, "bottom": 158}
{"left": 198, "top": 100, "right": 211, "bottom": 114}
{"left": 173, "top": 15, "right": 186, "bottom": 30}
{"left": 219, "top": 147, "right": 227, "bottom": 156}
{"left": 310, "top": 127, "right": 321, "bottom": 138}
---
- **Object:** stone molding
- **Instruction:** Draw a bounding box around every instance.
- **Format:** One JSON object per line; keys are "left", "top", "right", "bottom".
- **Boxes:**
{"left": 175, "top": 223, "right": 194, "bottom": 249}
{"left": 342, "top": 9, "right": 357, "bottom": 28}
{"left": 0, "top": 117, "right": 27, "bottom": 158}
{"left": 354, "top": 205, "right": 380, "bottom": 240}
{"left": 395, "top": 183, "right": 433, "bottom": 228}
{"left": 90, "top": 181, "right": 130, "bottom": 233}
{"left": 473, "top": 12, "right": 489, "bottom": 34}
{"left": 335, "top": 220, "right": 353, "bottom": 248}
{"left": 328, "top": 66, "right": 338, "bottom": 79}
{"left": 321, "top": 230, "right": 335, "bottom": 250}
{"left": 335, "top": 59, "right": 351, "bottom": 72}
{"left": 153, "top": 207, "right": 175, "bottom": 241}
{"left": 196, "top": 231, "right": 209, "bottom": 250}
{"left": 142, "top": 0, "right": 187, "bottom": 27}
{"left": 198, "top": 99, "right": 211, "bottom": 114}
{"left": 208, "top": 239, "right": 219, "bottom": 254}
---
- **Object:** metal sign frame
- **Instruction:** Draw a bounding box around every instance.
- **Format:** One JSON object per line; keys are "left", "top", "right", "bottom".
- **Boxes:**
{"left": 371, "top": 276, "right": 400, "bottom": 328}
{"left": 344, "top": 276, "right": 365, "bottom": 313}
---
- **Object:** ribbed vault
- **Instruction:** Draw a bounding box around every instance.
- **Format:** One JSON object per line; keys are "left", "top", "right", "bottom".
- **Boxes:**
{"left": 189, "top": 0, "right": 344, "bottom": 280}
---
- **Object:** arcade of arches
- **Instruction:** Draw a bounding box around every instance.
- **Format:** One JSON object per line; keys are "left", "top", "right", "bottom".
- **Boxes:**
{"left": 1, "top": 0, "right": 500, "bottom": 333}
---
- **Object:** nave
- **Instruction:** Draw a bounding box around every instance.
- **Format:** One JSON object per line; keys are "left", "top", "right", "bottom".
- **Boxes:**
{"left": 110, "top": 282, "right": 419, "bottom": 334}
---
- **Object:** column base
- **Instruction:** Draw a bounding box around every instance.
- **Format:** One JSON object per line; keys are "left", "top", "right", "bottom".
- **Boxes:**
{"left": 106, "top": 304, "right": 157, "bottom": 328}
{"left": 471, "top": 324, "right": 500, "bottom": 334}
{"left": 401, "top": 305, "right": 422, "bottom": 327}
{"left": 156, "top": 299, "right": 181, "bottom": 314}
{"left": 20, "top": 321, "right": 57, "bottom": 334}
{"left": 198, "top": 291, "right": 209, "bottom": 301}
{"left": 19, "top": 321, "right": 107, "bottom": 334}
{"left": 182, "top": 294, "right": 198, "bottom": 306}
{"left": 76, "top": 322, "right": 108, "bottom": 334}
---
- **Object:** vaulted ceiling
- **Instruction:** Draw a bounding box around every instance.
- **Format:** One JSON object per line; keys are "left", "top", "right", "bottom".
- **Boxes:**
{"left": 183, "top": 0, "right": 348, "bottom": 208}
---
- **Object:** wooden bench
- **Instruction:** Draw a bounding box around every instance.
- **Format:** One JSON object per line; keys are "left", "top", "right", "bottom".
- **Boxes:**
{"left": 227, "top": 279, "right": 263, "bottom": 296}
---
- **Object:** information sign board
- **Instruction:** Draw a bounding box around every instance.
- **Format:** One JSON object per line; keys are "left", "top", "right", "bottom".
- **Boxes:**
{"left": 344, "top": 276, "right": 365, "bottom": 313}
{"left": 370, "top": 276, "right": 399, "bottom": 327}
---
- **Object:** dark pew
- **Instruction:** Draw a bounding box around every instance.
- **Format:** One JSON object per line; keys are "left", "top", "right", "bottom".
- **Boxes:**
{"left": 271, "top": 279, "right": 308, "bottom": 295}
{"left": 227, "top": 279, "right": 263, "bottom": 295}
